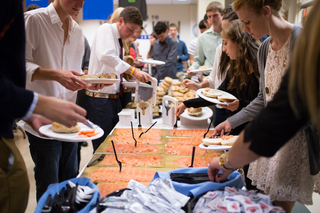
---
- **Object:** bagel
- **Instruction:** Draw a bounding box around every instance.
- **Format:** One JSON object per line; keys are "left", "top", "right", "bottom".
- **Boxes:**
{"left": 218, "top": 96, "right": 237, "bottom": 103}
{"left": 99, "top": 73, "right": 117, "bottom": 79}
{"left": 187, "top": 107, "right": 202, "bottom": 117}
{"left": 164, "top": 77, "right": 173, "bottom": 84}
{"left": 198, "top": 66, "right": 210, "bottom": 70}
{"left": 125, "top": 55, "right": 134, "bottom": 65}
{"left": 171, "top": 86, "right": 180, "bottom": 92}
{"left": 179, "top": 87, "right": 189, "bottom": 93}
{"left": 52, "top": 122, "right": 81, "bottom": 133}
{"left": 162, "top": 80, "right": 171, "bottom": 88}
{"left": 172, "top": 80, "right": 181, "bottom": 86}
{"left": 78, "top": 74, "right": 99, "bottom": 79}
{"left": 202, "top": 138, "right": 223, "bottom": 146}
{"left": 202, "top": 88, "right": 222, "bottom": 98}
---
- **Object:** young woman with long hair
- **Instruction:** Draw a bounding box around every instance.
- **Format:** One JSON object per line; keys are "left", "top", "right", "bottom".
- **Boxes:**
{"left": 212, "top": 0, "right": 319, "bottom": 212}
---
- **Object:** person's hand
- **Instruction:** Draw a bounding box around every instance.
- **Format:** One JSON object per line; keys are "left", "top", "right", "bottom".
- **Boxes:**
{"left": 207, "top": 157, "right": 233, "bottom": 182}
{"left": 212, "top": 120, "right": 232, "bottom": 137}
{"left": 182, "top": 79, "right": 201, "bottom": 90}
{"left": 57, "top": 70, "right": 88, "bottom": 91}
{"left": 218, "top": 99, "right": 240, "bottom": 112}
{"left": 187, "top": 67, "right": 196, "bottom": 76}
{"left": 132, "top": 69, "right": 153, "bottom": 83}
{"left": 134, "top": 57, "right": 143, "bottom": 67}
{"left": 176, "top": 103, "right": 187, "bottom": 117}
{"left": 143, "top": 63, "right": 148, "bottom": 69}
{"left": 177, "top": 55, "right": 179, "bottom": 60}
{"left": 34, "top": 95, "right": 87, "bottom": 128}
{"left": 25, "top": 114, "right": 52, "bottom": 136}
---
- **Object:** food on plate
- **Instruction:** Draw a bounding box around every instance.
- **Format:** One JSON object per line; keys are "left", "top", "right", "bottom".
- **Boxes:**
{"left": 78, "top": 74, "right": 99, "bottom": 79}
{"left": 187, "top": 107, "right": 202, "bottom": 117}
{"left": 157, "top": 91, "right": 166, "bottom": 96}
{"left": 167, "top": 137, "right": 203, "bottom": 146}
{"left": 99, "top": 73, "right": 117, "bottom": 79}
{"left": 125, "top": 55, "right": 134, "bottom": 65}
{"left": 164, "top": 76, "right": 173, "bottom": 84}
{"left": 218, "top": 96, "right": 237, "bottom": 103}
{"left": 198, "top": 66, "right": 210, "bottom": 70}
{"left": 169, "top": 129, "right": 214, "bottom": 137}
{"left": 221, "top": 135, "right": 238, "bottom": 146}
{"left": 172, "top": 80, "right": 181, "bottom": 86}
{"left": 91, "top": 167, "right": 156, "bottom": 182}
{"left": 100, "top": 154, "right": 163, "bottom": 167}
{"left": 202, "top": 138, "right": 223, "bottom": 146}
{"left": 157, "top": 86, "right": 164, "bottom": 92}
{"left": 166, "top": 145, "right": 207, "bottom": 156}
{"left": 75, "top": 129, "right": 100, "bottom": 138}
{"left": 174, "top": 157, "right": 214, "bottom": 168}
{"left": 202, "top": 88, "right": 222, "bottom": 98}
{"left": 106, "top": 144, "right": 160, "bottom": 153}
{"left": 52, "top": 122, "right": 81, "bottom": 133}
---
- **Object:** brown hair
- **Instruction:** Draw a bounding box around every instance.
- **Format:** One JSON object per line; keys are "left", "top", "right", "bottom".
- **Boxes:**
{"left": 206, "top": 1, "right": 224, "bottom": 13}
{"left": 221, "top": 20, "right": 260, "bottom": 90}
{"left": 147, "top": 32, "right": 157, "bottom": 59}
{"left": 119, "top": 6, "right": 143, "bottom": 27}
{"left": 289, "top": 0, "right": 320, "bottom": 129}
{"left": 218, "top": 10, "right": 239, "bottom": 79}
{"left": 169, "top": 23, "right": 178, "bottom": 29}
{"left": 233, "top": 0, "right": 282, "bottom": 16}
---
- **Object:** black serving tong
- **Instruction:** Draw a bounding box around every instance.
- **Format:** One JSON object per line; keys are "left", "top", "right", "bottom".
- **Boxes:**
{"left": 138, "top": 112, "right": 142, "bottom": 129}
{"left": 111, "top": 140, "right": 122, "bottom": 172}
{"left": 139, "top": 121, "right": 157, "bottom": 138}
{"left": 189, "top": 146, "right": 196, "bottom": 167}
{"left": 203, "top": 117, "right": 214, "bottom": 138}
{"left": 87, "top": 154, "right": 106, "bottom": 167}
{"left": 131, "top": 121, "right": 137, "bottom": 147}
{"left": 174, "top": 116, "right": 178, "bottom": 129}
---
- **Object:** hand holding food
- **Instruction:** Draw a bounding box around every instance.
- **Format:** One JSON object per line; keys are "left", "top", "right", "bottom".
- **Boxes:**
{"left": 182, "top": 79, "right": 201, "bottom": 90}
{"left": 58, "top": 70, "right": 88, "bottom": 91}
{"left": 176, "top": 103, "right": 187, "bottom": 117}
{"left": 212, "top": 119, "right": 232, "bottom": 137}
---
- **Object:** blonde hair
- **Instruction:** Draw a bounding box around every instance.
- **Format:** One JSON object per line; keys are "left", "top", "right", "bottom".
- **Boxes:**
{"left": 221, "top": 20, "right": 260, "bottom": 90}
{"left": 109, "top": 7, "right": 124, "bottom": 24}
{"left": 233, "top": 0, "right": 282, "bottom": 16}
{"left": 289, "top": 0, "right": 320, "bottom": 129}
{"left": 206, "top": 1, "right": 223, "bottom": 13}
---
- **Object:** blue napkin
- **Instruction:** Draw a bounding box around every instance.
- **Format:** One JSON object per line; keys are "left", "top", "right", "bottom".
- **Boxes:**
{"left": 35, "top": 177, "right": 100, "bottom": 213}
{"left": 151, "top": 167, "right": 244, "bottom": 197}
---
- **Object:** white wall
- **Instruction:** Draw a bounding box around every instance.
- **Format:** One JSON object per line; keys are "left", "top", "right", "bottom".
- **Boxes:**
{"left": 78, "top": 4, "right": 198, "bottom": 59}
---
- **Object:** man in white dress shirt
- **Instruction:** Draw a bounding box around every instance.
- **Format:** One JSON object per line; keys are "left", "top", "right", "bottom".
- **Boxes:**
{"left": 86, "top": 6, "right": 152, "bottom": 152}
{"left": 24, "top": 0, "right": 102, "bottom": 201}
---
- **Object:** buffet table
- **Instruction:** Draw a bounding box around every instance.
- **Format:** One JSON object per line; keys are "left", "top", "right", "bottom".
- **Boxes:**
{"left": 79, "top": 117, "right": 220, "bottom": 198}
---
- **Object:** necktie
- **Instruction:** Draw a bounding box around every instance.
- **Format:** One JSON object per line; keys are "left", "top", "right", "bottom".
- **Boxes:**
{"left": 119, "top": 38, "right": 124, "bottom": 95}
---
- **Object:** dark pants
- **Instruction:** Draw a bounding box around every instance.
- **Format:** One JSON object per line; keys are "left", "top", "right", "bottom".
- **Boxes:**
{"left": 26, "top": 132, "right": 78, "bottom": 201}
{"left": 85, "top": 96, "right": 122, "bottom": 152}
{"left": 120, "top": 91, "right": 132, "bottom": 109}
{"left": 213, "top": 107, "right": 229, "bottom": 127}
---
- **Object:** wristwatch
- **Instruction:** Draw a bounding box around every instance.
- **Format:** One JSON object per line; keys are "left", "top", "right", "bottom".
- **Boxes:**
{"left": 219, "top": 153, "right": 236, "bottom": 171}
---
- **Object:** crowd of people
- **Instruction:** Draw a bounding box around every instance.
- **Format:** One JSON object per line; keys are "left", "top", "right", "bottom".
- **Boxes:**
{"left": 1, "top": 0, "right": 320, "bottom": 212}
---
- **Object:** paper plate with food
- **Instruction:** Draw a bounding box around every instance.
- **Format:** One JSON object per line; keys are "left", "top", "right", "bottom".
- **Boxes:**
{"left": 180, "top": 107, "right": 213, "bottom": 121}
{"left": 197, "top": 88, "right": 237, "bottom": 105}
{"left": 78, "top": 73, "right": 120, "bottom": 84}
{"left": 189, "top": 66, "right": 212, "bottom": 73}
{"left": 39, "top": 122, "right": 104, "bottom": 142}
{"left": 199, "top": 135, "right": 238, "bottom": 151}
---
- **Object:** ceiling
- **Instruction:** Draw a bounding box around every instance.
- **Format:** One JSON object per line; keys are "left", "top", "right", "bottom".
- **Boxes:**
{"left": 114, "top": 0, "right": 198, "bottom": 5}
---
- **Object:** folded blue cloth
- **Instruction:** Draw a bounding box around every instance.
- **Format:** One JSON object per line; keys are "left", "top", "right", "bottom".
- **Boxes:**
{"left": 151, "top": 167, "right": 244, "bottom": 197}
{"left": 35, "top": 177, "right": 100, "bottom": 213}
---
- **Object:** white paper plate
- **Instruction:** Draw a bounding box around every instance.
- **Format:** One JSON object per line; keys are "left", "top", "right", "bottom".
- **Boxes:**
{"left": 39, "top": 122, "right": 104, "bottom": 142}
{"left": 189, "top": 68, "right": 212, "bottom": 73}
{"left": 197, "top": 88, "right": 237, "bottom": 106}
{"left": 138, "top": 59, "right": 165, "bottom": 65}
{"left": 199, "top": 143, "right": 231, "bottom": 151}
{"left": 80, "top": 78, "right": 119, "bottom": 84}
{"left": 17, "top": 120, "right": 55, "bottom": 140}
{"left": 180, "top": 107, "right": 213, "bottom": 121}
{"left": 122, "top": 81, "right": 152, "bottom": 88}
